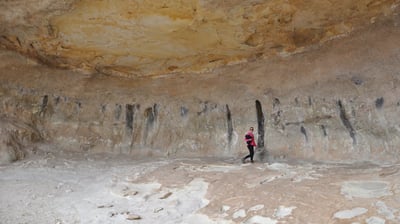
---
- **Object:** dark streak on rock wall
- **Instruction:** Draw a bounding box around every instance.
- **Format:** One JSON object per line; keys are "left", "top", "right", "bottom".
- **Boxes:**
{"left": 144, "top": 104, "right": 158, "bottom": 144}
{"left": 273, "top": 98, "right": 280, "bottom": 109}
{"left": 300, "top": 125, "right": 308, "bottom": 142}
{"left": 320, "top": 125, "right": 327, "bottom": 137}
{"left": 180, "top": 106, "right": 188, "bottom": 117}
{"left": 39, "top": 95, "right": 48, "bottom": 117}
{"left": 115, "top": 104, "right": 122, "bottom": 120}
{"left": 255, "top": 100, "right": 265, "bottom": 149}
{"left": 376, "top": 97, "right": 384, "bottom": 109}
{"left": 226, "top": 104, "right": 233, "bottom": 145}
{"left": 338, "top": 100, "right": 356, "bottom": 145}
{"left": 125, "top": 104, "right": 134, "bottom": 133}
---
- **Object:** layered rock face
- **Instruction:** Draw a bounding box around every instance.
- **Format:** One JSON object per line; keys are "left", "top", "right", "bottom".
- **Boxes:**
{"left": 0, "top": 0, "right": 399, "bottom": 77}
{"left": 1, "top": 1, "right": 400, "bottom": 164}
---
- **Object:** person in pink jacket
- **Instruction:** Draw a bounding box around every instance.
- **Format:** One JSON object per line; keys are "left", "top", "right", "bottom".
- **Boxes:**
{"left": 242, "top": 127, "right": 257, "bottom": 163}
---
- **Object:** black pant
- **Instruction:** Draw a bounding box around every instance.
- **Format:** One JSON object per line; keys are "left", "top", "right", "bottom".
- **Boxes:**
{"left": 243, "top": 145, "right": 254, "bottom": 162}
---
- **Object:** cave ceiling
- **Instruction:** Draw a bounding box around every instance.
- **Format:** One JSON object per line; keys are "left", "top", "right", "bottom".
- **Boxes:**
{"left": 0, "top": 0, "right": 399, "bottom": 78}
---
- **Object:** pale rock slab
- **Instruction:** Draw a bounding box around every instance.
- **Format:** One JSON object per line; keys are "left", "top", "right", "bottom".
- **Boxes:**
{"left": 333, "top": 207, "right": 368, "bottom": 219}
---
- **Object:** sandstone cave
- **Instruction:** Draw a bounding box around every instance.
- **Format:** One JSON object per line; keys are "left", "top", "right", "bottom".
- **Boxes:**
{"left": 1, "top": 1, "right": 400, "bottom": 223}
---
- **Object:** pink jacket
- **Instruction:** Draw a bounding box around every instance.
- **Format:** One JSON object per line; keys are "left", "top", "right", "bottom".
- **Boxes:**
{"left": 244, "top": 131, "right": 257, "bottom": 146}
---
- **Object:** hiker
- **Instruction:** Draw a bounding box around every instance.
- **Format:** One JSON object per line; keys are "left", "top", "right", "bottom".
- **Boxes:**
{"left": 242, "top": 127, "right": 256, "bottom": 163}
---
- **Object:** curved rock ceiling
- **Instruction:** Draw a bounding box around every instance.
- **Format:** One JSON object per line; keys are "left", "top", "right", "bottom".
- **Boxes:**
{"left": 1, "top": 0, "right": 399, "bottom": 77}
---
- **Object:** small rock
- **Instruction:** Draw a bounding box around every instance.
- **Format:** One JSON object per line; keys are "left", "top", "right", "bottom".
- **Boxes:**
{"left": 249, "top": 204, "right": 264, "bottom": 212}
{"left": 123, "top": 190, "right": 138, "bottom": 197}
{"left": 159, "top": 192, "right": 172, "bottom": 199}
{"left": 233, "top": 209, "right": 246, "bottom": 219}
{"left": 334, "top": 207, "right": 368, "bottom": 219}
{"left": 273, "top": 206, "right": 296, "bottom": 219}
{"left": 154, "top": 207, "right": 164, "bottom": 213}
{"left": 244, "top": 216, "right": 278, "bottom": 224}
{"left": 366, "top": 216, "right": 385, "bottom": 224}
{"left": 126, "top": 214, "right": 141, "bottom": 220}
{"left": 97, "top": 204, "right": 114, "bottom": 209}
{"left": 108, "top": 211, "right": 117, "bottom": 217}
{"left": 221, "top": 205, "right": 231, "bottom": 212}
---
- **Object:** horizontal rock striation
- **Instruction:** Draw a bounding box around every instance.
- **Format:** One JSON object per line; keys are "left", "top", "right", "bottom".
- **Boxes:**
{"left": 1, "top": 19, "right": 400, "bottom": 163}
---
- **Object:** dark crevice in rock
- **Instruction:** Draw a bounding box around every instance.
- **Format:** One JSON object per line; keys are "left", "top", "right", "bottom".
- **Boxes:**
{"left": 273, "top": 98, "right": 280, "bottom": 109}
{"left": 75, "top": 101, "right": 82, "bottom": 113}
{"left": 226, "top": 104, "right": 233, "bottom": 145}
{"left": 375, "top": 97, "right": 384, "bottom": 109}
{"left": 125, "top": 104, "right": 134, "bottom": 132}
{"left": 39, "top": 95, "right": 48, "bottom": 117}
{"left": 115, "top": 104, "right": 122, "bottom": 120}
{"left": 145, "top": 104, "right": 158, "bottom": 127}
{"left": 300, "top": 125, "right": 308, "bottom": 142}
{"left": 255, "top": 100, "right": 265, "bottom": 149}
{"left": 101, "top": 104, "right": 106, "bottom": 113}
{"left": 338, "top": 100, "right": 356, "bottom": 145}
{"left": 272, "top": 110, "right": 282, "bottom": 126}
{"left": 320, "top": 125, "right": 327, "bottom": 137}
{"left": 144, "top": 104, "right": 158, "bottom": 144}
{"left": 54, "top": 96, "right": 60, "bottom": 105}
{"left": 180, "top": 106, "right": 188, "bottom": 117}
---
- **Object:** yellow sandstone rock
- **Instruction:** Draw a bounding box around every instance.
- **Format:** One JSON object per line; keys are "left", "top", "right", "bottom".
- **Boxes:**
{"left": 0, "top": 0, "right": 399, "bottom": 77}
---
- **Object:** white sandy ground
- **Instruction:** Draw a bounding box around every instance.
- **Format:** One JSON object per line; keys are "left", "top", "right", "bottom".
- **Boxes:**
{"left": 1, "top": 149, "right": 400, "bottom": 224}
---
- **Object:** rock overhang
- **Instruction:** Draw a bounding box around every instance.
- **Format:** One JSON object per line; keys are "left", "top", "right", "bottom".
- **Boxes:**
{"left": 0, "top": 0, "right": 399, "bottom": 78}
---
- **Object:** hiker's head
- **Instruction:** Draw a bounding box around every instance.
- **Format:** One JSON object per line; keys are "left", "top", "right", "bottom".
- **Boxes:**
{"left": 250, "top": 127, "right": 254, "bottom": 131}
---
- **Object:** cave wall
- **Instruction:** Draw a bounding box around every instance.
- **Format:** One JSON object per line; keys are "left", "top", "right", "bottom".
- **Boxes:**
{"left": 1, "top": 20, "right": 400, "bottom": 164}
{"left": 1, "top": 0, "right": 399, "bottom": 77}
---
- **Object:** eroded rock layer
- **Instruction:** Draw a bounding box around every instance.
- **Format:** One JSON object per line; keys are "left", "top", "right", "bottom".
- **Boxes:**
{"left": 1, "top": 18, "right": 400, "bottom": 164}
{"left": 0, "top": 0, "right": 399, "bottom": 77}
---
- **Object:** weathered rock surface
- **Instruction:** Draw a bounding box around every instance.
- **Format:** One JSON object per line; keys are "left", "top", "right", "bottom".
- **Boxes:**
{"left": 0, "top": 0, "right": 399, "bottom": 77}
{"left": 2, "top": 155, "right": 400, "bottom": 223}
{"left": 0, "top": 117, "right": 42, "bottom": 164}
{"left": 1, "top": 17, "right": 400, "bottom": 163}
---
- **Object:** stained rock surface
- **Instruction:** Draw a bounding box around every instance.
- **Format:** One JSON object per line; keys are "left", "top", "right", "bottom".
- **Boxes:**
{"left": 0, "top": 0, "right": 399, "bottom": 76}
{"left": 1, "top": 2, "right": 400, "bottom": 223}
{"left": 1, "top": 1, "right": 400, "bottom": 164}
{"left": 1, "top": 18, "right": 400, "bottom": 163}
{"left": 0, "top": 117, "right": 42, "bottom": 165}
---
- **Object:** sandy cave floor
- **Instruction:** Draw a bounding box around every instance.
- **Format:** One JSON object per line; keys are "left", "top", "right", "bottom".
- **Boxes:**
{"left": 1, "top": 150, "right": 400, "bottom": 224}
